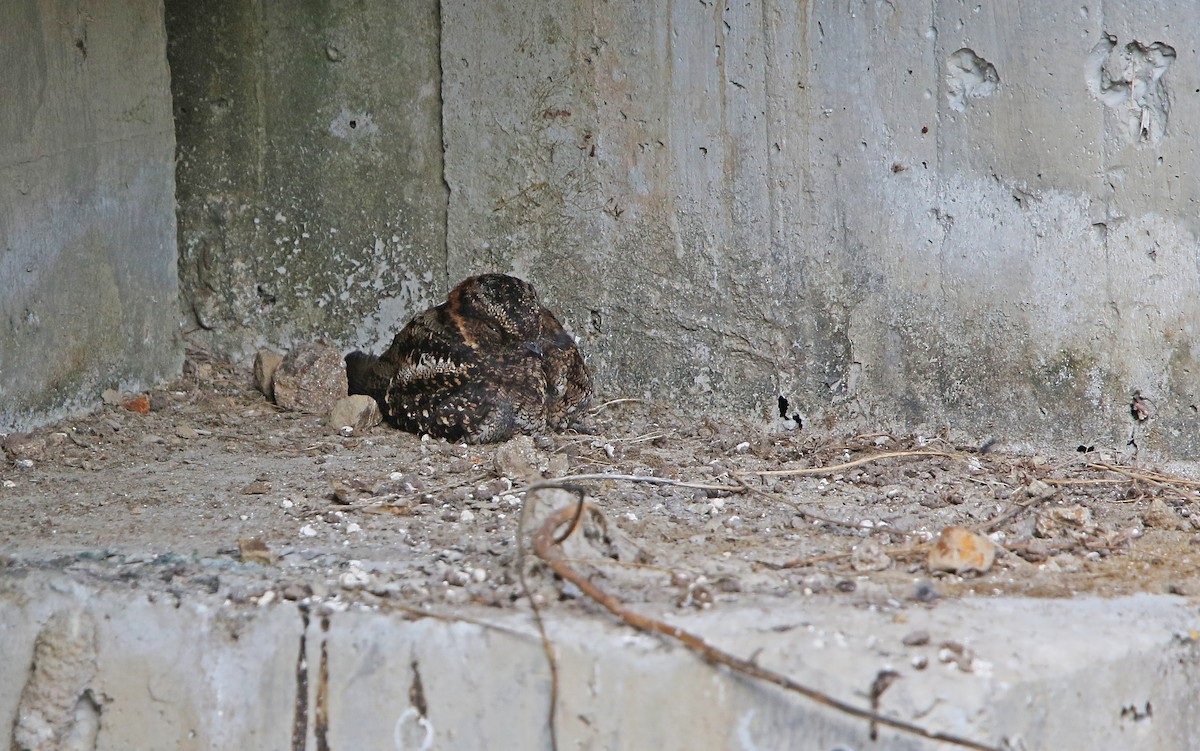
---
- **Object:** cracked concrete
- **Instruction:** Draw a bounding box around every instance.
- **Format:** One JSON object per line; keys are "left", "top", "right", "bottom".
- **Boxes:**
{"left": 5, "top": 569, "right": 1200, "bottom": 750}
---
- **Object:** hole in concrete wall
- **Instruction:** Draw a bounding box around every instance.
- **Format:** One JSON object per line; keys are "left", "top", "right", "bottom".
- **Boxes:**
{"left": 945, "top": 48, "right": 999, "bottom": 112}
{"left": 1085, "top": 33, "right": 1176, "bottom": 146}
{"left": 777, "top": 395, "right": 802, "bottom": 427}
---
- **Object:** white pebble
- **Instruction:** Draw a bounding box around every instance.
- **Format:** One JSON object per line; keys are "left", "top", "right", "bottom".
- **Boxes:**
{"left": 472, "top": 568, "right": 488, "bottom": 583}
{"left": 734, "top": 441, "right": 751, "bottom": 453}
{"left": 2, "top": 480, "right": 15, "bottom": 488}
{"left": 459, "top": 509, "right": 475, "bottom": 523}
{"left": 15, "top": 459, "right": 33, "bottom": 469}
{"left": 279, "top": 499, "right": 295, "bottom": 509}
{"left": 345, "top": 522, "right": 362, "bottom": 534}
{"left": 389, "top": 472, "right": 404, "bottom": 481}
{"left": 299, "top": 524, "right": 318, "bottom": 537}
{"left": 340, "top": 565, "right": 372, "bottom": 589}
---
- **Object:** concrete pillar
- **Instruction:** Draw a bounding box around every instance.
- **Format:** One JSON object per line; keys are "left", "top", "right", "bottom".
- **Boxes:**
{"left": 0, "top": 0, "right": 182, "bottom": 432}
{"left": 165, "top": 0, "right": 449, "bottom": 361}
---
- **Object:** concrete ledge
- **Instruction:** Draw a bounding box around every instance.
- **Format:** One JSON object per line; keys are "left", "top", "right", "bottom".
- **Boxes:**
{"left": 4, "top": 569, "right": 1198, "bottom": 749}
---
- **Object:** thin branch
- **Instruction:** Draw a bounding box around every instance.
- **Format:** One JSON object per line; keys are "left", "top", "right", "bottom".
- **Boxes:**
{"left": 1087, "top": 462, "right": 1200, "bottom": 489}
{"left": 740, "top": 450, "right": 954, "bottom": 477}
{"left": 531, "top": 503, "right": 1003, "bottom": 751}
{"left": 516, "top": 479, "right": 571, "bottom": 751}
{"left": 973, "top": 489, "right": 1058, "bottom": 534}
{"left": 733, "top": 476, "right": 901, "bottom": 536}
{"left": 524, "top": 473, "right": 742, "bottom": 494}
{"left": 587, "top": 397, "right": 646, "bottom": 415}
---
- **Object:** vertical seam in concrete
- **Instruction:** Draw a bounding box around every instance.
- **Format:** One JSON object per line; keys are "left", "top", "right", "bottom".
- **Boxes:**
{"left": 252, "top": 0, "right": 267, "bottom": 194}
{"left": 932, "top": 0, "right": 948, "bottom": 308}
{"left": 291, "top": 606, "right": 310, "bottom": 751}
{"left": 315, "top": 615, "right": 331, "bottom": 751}
{"left": 435, "top": 0, "right": 451, "bottom": 290}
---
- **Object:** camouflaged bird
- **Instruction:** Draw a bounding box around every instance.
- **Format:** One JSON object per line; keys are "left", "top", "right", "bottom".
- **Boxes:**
{"left": 344, "top": 274, "right": 592, "bottom": 443}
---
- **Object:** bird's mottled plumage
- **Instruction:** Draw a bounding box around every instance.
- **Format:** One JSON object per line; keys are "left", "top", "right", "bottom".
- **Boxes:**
{"left": 345, "top": 274, "right": 591, "bottom": 443}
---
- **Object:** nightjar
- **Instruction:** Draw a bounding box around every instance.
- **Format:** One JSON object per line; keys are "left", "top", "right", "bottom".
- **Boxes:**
{"left": 344, "top": 274, "right": 592, "bottom": 443}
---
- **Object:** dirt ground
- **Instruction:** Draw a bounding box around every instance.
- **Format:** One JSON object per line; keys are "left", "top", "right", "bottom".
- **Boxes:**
{"left": 3, "top": 350, "right": 1200, "bottom": 615}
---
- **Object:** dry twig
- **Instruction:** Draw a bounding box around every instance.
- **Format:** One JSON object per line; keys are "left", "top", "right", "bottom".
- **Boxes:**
{"left": 973, "top": 489, "right": 1059, "bottom": 534}
{"left": 741, "top": 449, "right": 954, "bottom": 478}
{"left": 530, "top": 501, "right": 1004, "bottom": 751}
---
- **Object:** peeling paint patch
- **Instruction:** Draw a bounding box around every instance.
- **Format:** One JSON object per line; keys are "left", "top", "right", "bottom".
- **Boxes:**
{"left": 351, "top": 273, "right": 435, "bottom": 350}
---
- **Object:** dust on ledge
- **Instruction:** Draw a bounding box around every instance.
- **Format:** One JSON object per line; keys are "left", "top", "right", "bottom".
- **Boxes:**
{"left": 2, "top": 348, "right": 1199, "bottom": 615}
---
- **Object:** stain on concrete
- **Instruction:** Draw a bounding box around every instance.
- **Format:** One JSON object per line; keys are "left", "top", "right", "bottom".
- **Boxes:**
{"left": 10, "top": 610, "right": 101, "bottom": 751}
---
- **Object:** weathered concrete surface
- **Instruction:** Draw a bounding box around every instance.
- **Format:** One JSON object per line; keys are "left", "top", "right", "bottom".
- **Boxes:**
{"left": 165, "top": 0, "right": 449, "bottom": 362}
{"left": 3, "top": 570, "right": 1199, "bottom": 749}
{"left": 165, "top": 0, "right": 1200, "bottom": 456}
{"left": 0, "top": 0, "right": 181, "bottom": 433}
{"left": 439, "top": 0, "right": 1200, "bottom": 457}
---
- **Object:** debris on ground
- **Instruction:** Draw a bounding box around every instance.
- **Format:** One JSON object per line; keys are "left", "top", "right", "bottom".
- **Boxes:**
{"left": 2, "top": 349, "right": 1200, "bottom": 614}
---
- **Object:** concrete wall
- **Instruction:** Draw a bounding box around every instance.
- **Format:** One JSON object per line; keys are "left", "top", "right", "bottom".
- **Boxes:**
{"left": 0, "top": 0, "right": 182, "bottom": 432}
{"left": 4, "top": 573, "right": 1200, "bottom": 749}
{"left": 165, "top": 0, "right": 448, "bottom": 361}
{"left": 169, "top": 1, "right": 1200, "bottom": 456}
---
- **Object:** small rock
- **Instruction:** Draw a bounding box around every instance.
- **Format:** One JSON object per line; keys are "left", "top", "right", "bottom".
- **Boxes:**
{"left": 902, "top": 629, "right": 931, "bottom": 647}
{"left": 850, "top": 541, "right": 893, "bottom": 572}
{"left": 1025, "top": 478, "right": 1053, "bottom": 497}
{"left": 238, "top": 537, "right": 274, "bottom": 565}
{"left": 495, "top": 434, "right": 542, "bottom": 481}
{"left": 339, "top": 564, "right": 372, "bottom": 589}
{"left": 1, "top": 433, "right": 47, "bottom": 461}
{"left": 241, "top": 480, "right": 271, "bottom": 495}
{"left": 911, "top": 580, "right": 940, "bottom": 602}
{"left": 253, "top": 349, "right": 285, "bottom": 398}
{"left": 1036, "top": 504, "right": 1097, "bottom": 540}
{"left": 298, "top": 524, "right": 318, "bottom": 537}
{"left": 1142, "top": 498, "right": 1184, "bottom": 531}
{"left": 478, "top": 477, "right": 512, "bottom": 498}
{"left": 101, "top": 388, "right": 124, "bottom": 405}
{"left": 328, "top": 395, "right": 382, "bottom": 435}
{"left": 121, "top": 394, "right": 151, "bottom": 414}
{"left": 272, "top": 343, "right": 346, "bottom": 414}
{"left": 927, "top": 526, "right": 996, "bottom": 574}
{"left": 174, "top": 425, "right": 199, "bottom": 440}
{"left": 281, "top": 583, "right": 312, "bottom": 601}
{"left": 329, "top": 481, "right": 354, "bottom": 504}
{"left": 183, "top": 358, "right": 213, "bottom": 382}
{"left": 937, "top": 641, "right": 974, "bottom": 672}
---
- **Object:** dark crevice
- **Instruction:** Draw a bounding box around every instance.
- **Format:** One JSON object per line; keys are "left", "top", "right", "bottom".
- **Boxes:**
{"left": 291, "top": 607, "right": 311, "bottom": 751}
{"left": 315, "top": 614, "right": 331, "bottom": 751}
